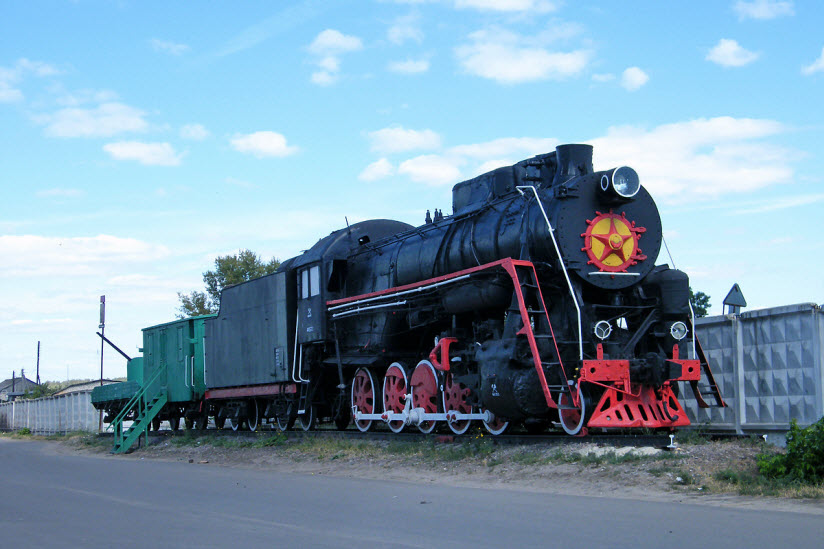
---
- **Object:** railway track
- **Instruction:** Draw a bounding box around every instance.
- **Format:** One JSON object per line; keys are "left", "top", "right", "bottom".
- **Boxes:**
{"left": 97, "top": 425, "right": 713, "bottom": 449}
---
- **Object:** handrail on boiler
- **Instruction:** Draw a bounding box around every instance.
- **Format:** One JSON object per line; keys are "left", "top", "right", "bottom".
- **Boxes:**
{"left": 516, "top": 185, "right": 583, "bottom": 361}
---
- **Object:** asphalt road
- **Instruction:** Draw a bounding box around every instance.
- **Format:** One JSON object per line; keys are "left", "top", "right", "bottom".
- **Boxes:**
{"left": 1, "top": 438, "right": 821, "bottom": 548}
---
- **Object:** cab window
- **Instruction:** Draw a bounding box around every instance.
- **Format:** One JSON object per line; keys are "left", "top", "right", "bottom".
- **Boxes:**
{"left": 300, "top": 265, "right": 321, "bottom": 299}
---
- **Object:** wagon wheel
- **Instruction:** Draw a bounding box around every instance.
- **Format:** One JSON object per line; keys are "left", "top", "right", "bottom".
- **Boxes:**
{"left": 558, "top": 385, "right": 589, "bottom": 436}
{"left": 230, "top": 415, "right": 245, "bottom": 431}
{"left": 213, "top": 416, "right": 225, "bottom": 430}
{"left": 169, "top": 414, "right": 180, "bottom": 432}
{"left": 247, "top": 399, "right": 259, "bottom": 432}
{"left": 411, "top": 360, "right": 439, "bottom": 434}
{"left": 184, "top": 417, "right": 194, "bottom": 430}
{"left": 151, "top": 417, "right": 161, "bottom": 431}
{"left": 351, "top": 368, "right": 376, "bottom": 432}
{"left": 199, "top": 413, "right": 211, "bottom": 430}
{"left": 382, "top": 363, "right": 409, "bottom": 434}
{"left": 442, "top": 371, "right": 473, "bottom": 435}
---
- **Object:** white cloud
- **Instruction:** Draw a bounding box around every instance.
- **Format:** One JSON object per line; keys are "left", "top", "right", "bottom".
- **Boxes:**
{"left": 307, "top": 29, "right": 363, "bottom": 85}
{"left": 230, "top": 131, "right": 299, "bottom": 158}
{"left": 801, "top": 47, "right": 824, "bottom": 75}
{"left": 387, "top": 14, "right": 423, "bottom": 45}
{"left": 589, "top": 116, "right": 792, "bottom": 201}
{"left": 359, "top": 158, "right": 395, "bottom": 181}
{"left": 0, "top": 235, "right": 170, "bottom": 278}
{"left": 449, "top": 137, "right": 558, "bottom": 159}
{"left": 0, "top": 82, "right": 23, "bottom": 102}
{"left": 733, "top": 0, "right": 794, "bottom": 20}
{"left": 454, "top": 0, "right": 558, "bottom": 12}
{"left": 39, "top": 102, "right": 149, "bottom": 137}
{"left": 398, "top": 155, "right": 463, "bottom": 185}
{"left": 56, "top": 89, "right": 119, "bottom": 107}
{"left": 368, "top": 126, "right": 442, "bottom": 153}
{"left": 308, "top": 29, "right": 363, "bottom": 56}
{"left": 317, "top": 56, "right": 340, "bottom": 72}
{"left": 360, "top": 135, "right": 559, "bottom": 187}
{"left": 180, "top": 123, "right": 210, "bottom": 140}
{"left": 311, "top": 71, "right": 337, "bottom": 86}
{"left": 15, "top": 58, "right": 60, "bottom": 77}
{"left": 388, "top": 59, "right": 430, "bottom": 74}
{"left": 706, "top": 39, "right": 760, "bottom": 67}
{"left": 455, "top": 29, "right": 590, "bottom": 84}
{"left": 732, "top": 193, "right": 824, "bottom": 215}
{"left": 621, "top": 67, "right": 649, "bottom": 91}
{"left": 0, "top": 58, "right": 60, "bottom": 102}
{"left": 103, "top": 141, "right": 183, "bottom": 166}
{"left": 150, "top": 38, "right": 190, "bottom": 55}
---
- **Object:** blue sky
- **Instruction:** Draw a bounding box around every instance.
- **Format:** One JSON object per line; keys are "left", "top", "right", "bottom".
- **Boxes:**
{"left": 2, "top": 0, "right": 823, "bottom": 382}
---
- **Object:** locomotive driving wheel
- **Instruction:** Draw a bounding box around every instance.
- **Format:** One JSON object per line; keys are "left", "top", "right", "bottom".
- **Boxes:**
{"left": 410, "top": 360, "right": 439, "bottom": 434}
{"left": 558, "top": 385, "right": 589, "bottom": 436}
{"left": 383, "top": 362, "right": 409, "bottom": 433}
{"left": 351, "top": 367, "right": 377, "bottom": 432}
{"left": 442, "top": 371, "right": 473, "bottom": 435}
{"left": 482, "top": 410, "right": 510, "bottom": 436}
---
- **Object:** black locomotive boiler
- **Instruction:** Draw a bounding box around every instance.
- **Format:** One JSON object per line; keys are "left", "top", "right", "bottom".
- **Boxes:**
{"left": 196, "top": 144, "right": 725, "bottom": 436}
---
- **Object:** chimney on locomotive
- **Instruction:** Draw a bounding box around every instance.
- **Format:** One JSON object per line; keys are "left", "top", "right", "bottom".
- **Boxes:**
{"left": 552, "top": 144, "right": 594, "bottom": 186}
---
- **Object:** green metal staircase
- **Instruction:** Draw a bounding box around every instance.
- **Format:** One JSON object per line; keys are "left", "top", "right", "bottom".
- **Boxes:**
{"left": 111, "top": 365, "right": 167, "bottom": 454}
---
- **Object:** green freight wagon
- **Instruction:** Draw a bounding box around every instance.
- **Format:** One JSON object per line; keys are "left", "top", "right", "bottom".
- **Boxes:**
{"left": 91, "top": 315, "right": 215, "bottom": 437}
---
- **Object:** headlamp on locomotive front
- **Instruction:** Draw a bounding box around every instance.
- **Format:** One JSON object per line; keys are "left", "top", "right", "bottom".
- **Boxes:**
{"left": 599, "top": 166, "right": 640, "bottom": 201}
{"left": 670, "top": 321, "right": 688, "bottom": 341}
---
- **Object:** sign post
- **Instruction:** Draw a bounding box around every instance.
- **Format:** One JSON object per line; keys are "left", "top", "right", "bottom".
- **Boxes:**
{"left": 98, "top": 295, "right": 105, "bottom": 432}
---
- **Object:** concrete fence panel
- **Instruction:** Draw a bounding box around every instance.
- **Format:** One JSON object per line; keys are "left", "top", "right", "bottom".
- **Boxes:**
{"left": 685, "top": 303, "right": 824, "bottom": 435}
{"left": 0, "top": 391, "right": 100, "bottom": 434}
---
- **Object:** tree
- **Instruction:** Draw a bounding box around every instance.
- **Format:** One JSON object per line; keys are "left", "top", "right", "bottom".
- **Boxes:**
{"left": 177, "top": 250, "right": 280, "bottom": 318}
{"left": 689, "top": 287, "right": 711, "bottom": 318}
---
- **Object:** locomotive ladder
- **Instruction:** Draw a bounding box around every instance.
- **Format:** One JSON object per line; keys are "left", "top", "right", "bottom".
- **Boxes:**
{"left": 504, "top": 260, "right": 576, "bottom": 410}
{"left": 110, "top": 365, "right": 168, "bottom": 454}
{"left": 687, "top": 318, "right": 727, "bottom": 408}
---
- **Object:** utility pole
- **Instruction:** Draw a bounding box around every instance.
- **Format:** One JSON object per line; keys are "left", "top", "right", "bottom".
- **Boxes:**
{"left": 98, "top": 295, "right": 105, "bottom": 432}
{"left": 36, "top": 341, "right": 41, "bottom": 385}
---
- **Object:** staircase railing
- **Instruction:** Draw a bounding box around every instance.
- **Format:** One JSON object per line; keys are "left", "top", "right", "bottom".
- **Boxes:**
{"left": 111, "top": 364, "right": 168, "bottom": 454}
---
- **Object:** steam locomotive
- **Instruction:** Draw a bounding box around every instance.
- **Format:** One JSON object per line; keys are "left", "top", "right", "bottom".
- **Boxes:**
{"left": 94, "top": 144, "right": 725, "bottom": 443}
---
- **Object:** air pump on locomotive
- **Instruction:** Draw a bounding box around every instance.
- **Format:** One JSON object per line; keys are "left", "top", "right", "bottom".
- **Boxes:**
{"left": 93, "top": 144, "right": 725, "bottom": 443}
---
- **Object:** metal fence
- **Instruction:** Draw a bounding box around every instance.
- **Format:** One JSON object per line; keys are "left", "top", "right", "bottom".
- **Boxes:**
{"left": 0, "top": 391, "right": 100, "bottom": 434}
{"left": 685, "top": 303, "right": 824, "bottom": 434}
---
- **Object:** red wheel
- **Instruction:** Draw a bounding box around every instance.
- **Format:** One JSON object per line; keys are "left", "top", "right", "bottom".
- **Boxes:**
{"left": 411, "top": 360, "right": 439, "bottom": 434}
{"left": 482, "top": 410, "right": 509, "bottom": 436}
{"left": 558, "top": 387, "right": 587, "bottom": 436}
{"left": 382, "top": 363, "right": 409, "bottom": 433}
{"left": 442, "top": 372, "right": 473, "bottom": 435}
{"left": 351, "top": 368, "right": 376, "bottom": 432}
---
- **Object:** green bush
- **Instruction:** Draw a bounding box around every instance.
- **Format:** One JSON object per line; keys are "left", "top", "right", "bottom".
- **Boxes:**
{"left": 757, "top": 418, "right": 824, "bottom": 484}
{"left": 17, "top": 427, "right": 32, "bottom": 435}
